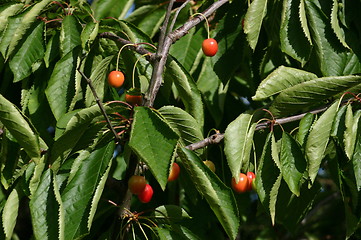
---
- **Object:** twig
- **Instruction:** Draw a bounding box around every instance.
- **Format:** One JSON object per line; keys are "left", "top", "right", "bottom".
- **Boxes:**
{"left": 77, "top": 61, "right": 121, "bottom": 143}
{"left": 185, "top": 104, "right": 330, "bottom": 151}
{"left": 98, "top": 32, "right": 155, "bottom": 59}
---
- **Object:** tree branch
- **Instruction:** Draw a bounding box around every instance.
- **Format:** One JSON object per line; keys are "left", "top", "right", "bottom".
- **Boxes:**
{"left": 185, "top": 104, "right": 330, "bottom": 151}
{"left": 144, "top": 0, "right": 230, "bottom": 107}
{"left": 77, "top": 62, "right": 121, "bottom": 143}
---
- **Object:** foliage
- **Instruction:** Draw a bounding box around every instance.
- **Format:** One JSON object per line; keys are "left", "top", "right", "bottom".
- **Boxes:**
{"left": 0, "top": 0, "right": 361, "bottom": 239}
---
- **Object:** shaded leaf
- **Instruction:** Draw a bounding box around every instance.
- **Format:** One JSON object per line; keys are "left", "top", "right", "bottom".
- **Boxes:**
{"left": 165, "top": 57, "right": 204, "bottom": 128}
{"left": 61, "top": 141, "right": 114, "bottom": 240}
{"left": 269, "top": 174, "right": 282, "bottom": 225}
{"left": 29, "top": 169, "right": 59, "bottom": 240}
{"left": 280, "top": 0, "right": 312, "bottom": 65}
{"left": 2, "top": 188, "right": 19, "bottom": 239}
{"left": 0, "top": 94, "right": 40, "bottom": 161}
{"left": 331, "top": 0, "right": 349, "bottom": 49}
{"left": 178, "top": 147, "right": 239, "bottom": 240}
{"left": 280, "top": 132, "right": 307, "bottom": 196}
{"left": 296, "top": 113, "right": 315, "bottom": 146}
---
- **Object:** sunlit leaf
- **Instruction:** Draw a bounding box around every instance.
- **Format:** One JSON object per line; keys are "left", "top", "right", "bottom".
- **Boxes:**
{"left": 224, "top": 112, "right": 256, "bottom": 182}
{"left": 9, "top": 21, "right": 45, "bottom": 82}
{"left": 60, "top": 15, "right": 82, "bottom": 57}
{"left": 344, "top": 107, "right": 361, "bottom": 161}
{"left": 252, "top": 66, "right": 317, "bottom": 101}
{"left": 331, "top": 0, "right": 349, "bottom": 49}
{"left": 296, "top": 113, "right": 315, "bottom": 146}
{"left": 2, "top": 188, "right": 19, "bottom": 239}
{"left": 129, "top": 107, "right": 179, "bottom": 190}
{"left": 244, "top": 0, "right": 268, "bottom": 50}
{"left": 306, "top": 101, "right": 339, "bottom": 184}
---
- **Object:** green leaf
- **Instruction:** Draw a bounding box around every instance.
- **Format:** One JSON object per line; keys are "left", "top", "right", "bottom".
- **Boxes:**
{"left": 296, "top": 113, "right": 315, "bottom": 146}
{"left": 44, "top": 31, "right": 60, "bottom": 68}
{"left": 50, "top": 103, "right": 126, "bottom": 170}
{"left": 244, "top": 0, "right": 268, "bottom": 50}
{"left": 306, "top": 101, "right": 339, "bottom": 184}
{"left": 2, "top": 188, "right": 19, "bottom": 239}
{"left": 9, "top": 21, "right": 45, "bottom": 82}
{"left": 126, "top": 4, "right": 166, "bottom": 38}
{"left": 6, "top": 0, "right": 52, "bottom": 59}
{"left": 280, "top": 0, "right": 312, "bottom": 65}
{"left": 269, "top": 174, "right": 282, "bottom": 225}
{"left": 331, "top": 0, "right": 349, "bottom": 49}
{"left": 158, "top": 106, "right": 204, "bottom": 150}
{"left": 0, "top": 11, "right": 23, "bottom": 58}
{"left": 87, "top": 159, "right": 112, "bottom": 230}
{"left": 299, "top": 0, "right": 312, "bottom": 44}
{"left": 153, "top": 205, "right": 192, "bottom": 223}
{"left": 255, "top": 132, "right": 280, "bottom": 213}
{"left": 280, "top": 132, "right": 307, "bottom": 196}
{"left": 224, "top": 112, "right": 256, "bottom": 182}
{"left": 85, "top": 55, "right": 113, "bottom": 107}
{"left": 45, "top": 48, "right": 79, "bottom": 120}
{"left": 91, "top": 0, "right": 132, "bottom": 20}
{"left": 352, "top": 113, "right": 361, "bottom": 191}
{"left": 61, "top": 141, "right": 114, "bottom": 240}
{"left": 178, "top": 147, "right": 239, "bottom": 240}
{"left": 252, "top": 66, "right": 317, "bottom": 101}
{"left": 165, "top": 57, "right": 204, "bottom": 128}
{"left": 0, "top": 94, "right": 40, "bottom": 161}
{"left": 0, "top": 3, "right": 23, "bottom": 34}
{"left": 276, "top": 180, "right": 320, "bottom": 232}
{"left": 29, "top": 169, "right": 59, "bottom": 240}
{"left": 305, "top": 0, "right": 361, "bottom": 76}
{"left": 344, "top": 107, "right": 361, "bottom": 161}
{"left": 81, "top": 21, "right": 99, "bottom": 49}
{"left": 129, "top": 107, "right": 179, "bottom": 190}
{"left": 60, "top": 15, "right": 82, "bottom": 57}
{"left": 269, "top": 75, "right": 361, "bottom": 117}
{"left": 197, "top": 57, "right": 225, "bottom": 126}
{"left": 330, "top": 104, "right": 347, "bottom": 146}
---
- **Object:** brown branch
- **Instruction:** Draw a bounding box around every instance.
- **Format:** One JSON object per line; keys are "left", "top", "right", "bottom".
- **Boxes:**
{"left": 77, "top": 62, "right": 121, "bottom": 143}
{"left": 185, "top": 104, "right": 330, "bottom": 151}
{"left": 144, "top": 0, "right": 230, "bottom": 107}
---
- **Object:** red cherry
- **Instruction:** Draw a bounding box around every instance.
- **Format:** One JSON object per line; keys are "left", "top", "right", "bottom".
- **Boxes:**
{"left": 107, "top": 70, "right": 125, "bottom": 88}
{"left": 168, "top": 162, "right": 180, "bottom": 182}
{"left": 246, "top": 172, "right": 256, "bottom": 191}
{"left": 202, "top": 38, "right": 218, "bottom": 57}
{"left": 138, "top": 184, "right": 153, "bottom": 203}
{"left": 128, "top": 175, "right": 146, "bottom": 195}
{"left": 125, "top": 94, "right": 142, "bottom": 106}
{"left": 231, "top": 173, "right": 249, "bottom": 193}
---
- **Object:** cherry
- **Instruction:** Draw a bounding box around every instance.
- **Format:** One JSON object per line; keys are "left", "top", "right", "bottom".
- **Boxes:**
{"left": 203, "top": 160, "right": 216, "bottom": 172}
{"left": 246, "top": 172, "right": 256, "bottom": 191}
{"left": 138, "top": 184, "right": 153, "bottom": 203}
{"left": 125, "top": 88, "right": 142, "bottom": 106}
{"left": 128, "top": 175, "right": 146, "bottom": 195}
{"left": 202, "top": 38, "right": 218, "bottom": 57}
{"left": 231, "top": 173, "right": 249, "bottom": 193}
{"left": 168, "top": 162, "right": 180, "bottom": 182}
{"left": 125, "top": 94, "right": 142, "bottom": 106}
{"left": 107, "top": 70, "right": 125, "bottom": 88}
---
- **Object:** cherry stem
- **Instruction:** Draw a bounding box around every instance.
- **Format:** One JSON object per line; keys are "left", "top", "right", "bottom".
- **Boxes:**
{"left": 116, "top": 43, "right": 136, "bottom": 72}
{"left": 132, "top": 53, "right": 151, "bottom": 89}
{"left": 191, "top": 12, "right": 210, "bottom": 39}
